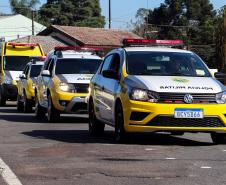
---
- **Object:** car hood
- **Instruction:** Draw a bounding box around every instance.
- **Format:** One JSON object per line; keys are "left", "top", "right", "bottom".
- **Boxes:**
{"left": 56, "top": 74, "right": 93, "bottom": 84}
{"left": 125, "top": 75, "right": 225, "bottom": 93}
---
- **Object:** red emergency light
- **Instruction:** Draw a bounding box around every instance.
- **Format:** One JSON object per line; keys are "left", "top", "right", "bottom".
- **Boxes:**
{"left": 54, "top": 46, "right": 104, "bottom": 52}
{"left": 7, "top": 42, "right": 39, "bottom": 48}
{"left": 123, "top": 39, "right": 184, "bottom": 47}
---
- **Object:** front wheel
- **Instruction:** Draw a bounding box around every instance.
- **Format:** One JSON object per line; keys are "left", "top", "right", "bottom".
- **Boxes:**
{"left": 17, "top": 95, "right": 24, "bottom": 112}
{"left": 47, "top": 94, "right": 60, "bottom": 123}
{"left": 0, "top": 86, "right": 6, "bottom": 106}
{"left": 115, "top": 102, "right": 127, "bottom": 142}
{"left": 211, "top": 133, "right": 226, "bottom": 144}
{"left": 88, "top": 100, "right": 105, "bottom": 136}
{"left": 34, "top": 93, "right": 46, "bottom": 119}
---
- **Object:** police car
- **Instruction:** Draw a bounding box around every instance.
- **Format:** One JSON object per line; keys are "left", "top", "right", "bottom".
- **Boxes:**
{"left": 35, "top": 46, "right": 102, "bottom": 122}
{"left": 88, "top": 39, "right": 226, "bottom": 144}
{"left": 17, "top": 60, "right": 44, "bottom": 112}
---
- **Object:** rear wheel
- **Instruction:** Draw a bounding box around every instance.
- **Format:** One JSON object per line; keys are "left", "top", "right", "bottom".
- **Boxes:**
{"left": 115, "top": 102, "right": 127, "bottom": 142}
{"left": 211, "top": 133, "right": 226, "bottom": 144}
{"left": 23, "top": 92, "right": 32, "bottom": 113}
{"left": 0, "top": 86, "right": 6, "bottom": 106}
{"left": 88, "top": 100, "right": 105, "bottom": 136}
{"left": 47, "top": 94, "right": 60, "bottom": 123}
{"left": 17, "top": 95, "right": 24, "bottom": 112}
{"left": 34, "top": 93, "right": 46, "bottom": 119}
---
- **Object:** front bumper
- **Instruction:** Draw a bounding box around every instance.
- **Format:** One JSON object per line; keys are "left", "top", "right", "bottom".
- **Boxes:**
{"left": 123, "top": 100, "right": 226, "bottom": 133}
{"left": 52, "top": 91, "right": 87, "bottom": 113}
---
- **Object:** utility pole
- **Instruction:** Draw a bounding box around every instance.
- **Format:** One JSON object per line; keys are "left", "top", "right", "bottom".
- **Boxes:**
{"left": 109, "top": 0, "right": 111, "bottom": 29}
{"left": 32, "top": 10, "right": 35, "bottom": 36}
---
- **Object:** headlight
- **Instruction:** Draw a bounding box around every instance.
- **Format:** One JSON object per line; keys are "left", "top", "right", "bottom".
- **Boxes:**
{"left": 216, "top": 91, "right": 226, "bottom": 104}
{"left": 130, "top": 88, "right": 159, "bottom": 102}
{"left": 59, "top": 82, "right": 76, "bottom": 93}
{"left": 4, "top": 76, "right": 12, "bottom": 84}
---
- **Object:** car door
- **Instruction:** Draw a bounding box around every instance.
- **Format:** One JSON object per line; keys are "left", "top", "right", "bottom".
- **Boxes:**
{"left": 99, "top": 53, "right": 122, "bottom": 123}
{"left": 93, "top": 54, "right": 114, "bottom": 120}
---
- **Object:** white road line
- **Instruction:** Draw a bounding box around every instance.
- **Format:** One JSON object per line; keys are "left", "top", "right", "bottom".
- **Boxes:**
{"left": 145, "top": 148, "right": 156, "bottom": 151}
{"left": 201, "top": 166, "right": 212, "bottom": 169}
{"left": 0, "top": 157, "right": 23, "bottom": 185}
{"left": 165, "top": 157, "right": 176, "bottom": 160}
{"left": 222, "top": 150, "right": 226, "bottom": 152}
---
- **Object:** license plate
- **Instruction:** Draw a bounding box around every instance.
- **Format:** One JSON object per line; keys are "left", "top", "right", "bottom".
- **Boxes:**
{"left": 174, "top": 108, "right": 203, "bottom": 119}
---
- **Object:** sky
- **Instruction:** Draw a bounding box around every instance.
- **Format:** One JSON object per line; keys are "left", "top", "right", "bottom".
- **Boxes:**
{"left": 0, "top": 0, "right": 225, "bottom": 29}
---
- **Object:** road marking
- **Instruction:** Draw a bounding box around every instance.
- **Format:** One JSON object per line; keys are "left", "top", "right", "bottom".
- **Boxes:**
{"left": 165, "top": 157, "right": 176, "bottom": 160}
{"left": 222, "top": 150, "right": 226, "bottom": 152}
{"left": 145, "top": 148, "right": 156, "bottom": 151}
{"left": 201, "top": 166, "right": 212, "bottom": 169}
{"left": 0, "top": 157, "right": 23, "bottom": 185}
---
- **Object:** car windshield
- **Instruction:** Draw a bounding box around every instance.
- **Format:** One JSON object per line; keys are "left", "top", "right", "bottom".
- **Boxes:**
{"left": 30, "top": 65, "right": 42, "bottom": 77}
{"left": 55, "top": 58, "right": 102, "bottom": 74}
{"left": 126, "top": 51, "right": 211, "bottom": 77}
{"left": 4, "top": 56, "right": 41, "bottom": 71}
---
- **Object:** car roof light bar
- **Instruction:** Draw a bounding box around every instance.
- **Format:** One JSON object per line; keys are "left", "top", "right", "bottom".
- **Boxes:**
{"left": 123, "top": 39, "right": 184, "bottom": 47}
{"left": 7, "top": 42, "right": 39, "bottom": 47}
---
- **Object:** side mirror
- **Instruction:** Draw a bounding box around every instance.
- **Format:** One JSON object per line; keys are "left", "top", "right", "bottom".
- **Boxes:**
{"left": 214, "top": 72, "right": 226, "bottom": 84}
{"left": 102, "top": 70, "right": 119, "bottom": 80}
{"left": 41, "top": 70, "right": 50, "bottom": 77}
{"left": 19, "top": 74, "right": 26, "bottom": 79}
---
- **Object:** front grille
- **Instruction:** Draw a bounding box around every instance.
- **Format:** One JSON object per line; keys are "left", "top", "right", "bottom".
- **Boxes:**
{"left": 146, "top": 116, "right": 225, "bottom": 127}
{"left": 74, "top": 83, "right": 89, "bottom": 93}
{"left": 158, "top": 93, "right": 216, "bottom": 104}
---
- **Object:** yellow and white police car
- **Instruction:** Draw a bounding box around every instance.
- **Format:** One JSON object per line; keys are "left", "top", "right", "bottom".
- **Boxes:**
{"left": 88, "top": 39, "right": 226, "bottom": 144}
{"left": 35, "top": 46, "right": 102, "bottom": 122}
{"left": 17, "top": 60, "right": 44, "bottom": 112}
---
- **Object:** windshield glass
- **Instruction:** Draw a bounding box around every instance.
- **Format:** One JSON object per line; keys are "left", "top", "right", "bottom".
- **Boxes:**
{"left": 55, "top": 58, "right": 102, "bottom": 74}
{"left": 30, "top": 65, "right": 42, "bottom": 77}
{"left": 126, "top": 51, "right": 211, "bottom": 77}
{"left": 4, "top": 56, "right": 41, "bottom": 71}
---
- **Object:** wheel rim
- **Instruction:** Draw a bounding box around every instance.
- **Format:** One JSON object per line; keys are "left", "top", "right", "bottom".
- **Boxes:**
{"left": 47, "top": 96, "right": 51, "bottom": 120}
{"left": 115, "top": 106, "right": 123, "bottom": 140}
{"left": 89, "top": 102, "right": 94, "bottom": 131}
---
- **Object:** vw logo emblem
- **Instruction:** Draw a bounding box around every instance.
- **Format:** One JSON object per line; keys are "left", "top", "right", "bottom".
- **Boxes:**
{"left": 184, "top": 94, "right": 193, "bottom": 104}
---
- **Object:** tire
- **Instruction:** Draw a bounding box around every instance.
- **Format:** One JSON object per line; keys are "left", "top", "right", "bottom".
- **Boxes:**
{"left": 211, "top": 133, "right": 226, "bottom": 144}
{"left": 34, "top": 93, "right": 46, "bottom": 119}
{"left": 88, "top": 100, "right": 105, "bottom": 136}
{"left": 17, "top": 95, "right": 24, "bottom": 112}
{"left": 23, "top": 92, "right": 32, "bottom": 113}
{"left": 0, "top": 86, "right": 6, "bottom": 106}
{"left": 115, "top": 102, "right": 127, "bottom": 142}
{"left": 47, "top": 94, "right": 60, "bottom": 123}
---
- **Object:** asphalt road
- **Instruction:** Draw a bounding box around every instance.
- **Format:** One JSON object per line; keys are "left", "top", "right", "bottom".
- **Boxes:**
{"left": 0, "top": 102, "right": 226, "bottom": 185}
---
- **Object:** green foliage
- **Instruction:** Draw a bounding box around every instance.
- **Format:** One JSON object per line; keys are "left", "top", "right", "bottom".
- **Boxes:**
{"left": 39, "top": 0, "right": 105, "bottom": 27}
{"left": 9, "top": 0, "right": 40, "bottom": 18}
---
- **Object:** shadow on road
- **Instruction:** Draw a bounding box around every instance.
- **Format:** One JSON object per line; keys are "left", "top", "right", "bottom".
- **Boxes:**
{"left": 22, "top": 130, "right": 213, "bottom": 146}
{"left": 0, "top": 113, "right": 88, "bottom": 124}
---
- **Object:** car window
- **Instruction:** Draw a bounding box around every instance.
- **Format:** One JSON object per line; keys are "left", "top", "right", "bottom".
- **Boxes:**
{"left": 101, "top": 54, "right": 114, "bottom": 74}
{"left": 109, "top": 54, "right": 120, "bottom": 73}
{"left": 126, "top": 51, "right": 211, "bottom": 77}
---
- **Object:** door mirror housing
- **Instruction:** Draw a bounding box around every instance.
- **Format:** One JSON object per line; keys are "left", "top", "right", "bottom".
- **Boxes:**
{"left": 102, "top": 70, "right": 119, "bottom": 80}
{"left": 41, "top": 70, "right": 50, "bottom": 77}
{"left": 19, "top": 74, "right": 26, "bottom": 79}
{"left": 214, "top": 72, "right": 226, "bottom": 84}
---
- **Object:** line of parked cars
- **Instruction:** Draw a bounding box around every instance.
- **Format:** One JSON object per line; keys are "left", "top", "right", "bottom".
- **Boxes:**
{"left": 1, "top": 39, "right": 226, "bottom": 144}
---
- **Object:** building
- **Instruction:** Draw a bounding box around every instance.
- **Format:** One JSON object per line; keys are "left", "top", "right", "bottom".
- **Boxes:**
{"left": 12, "top": 36, "right": 67, "bottom": 54}
{"left": 0, "top": 14, "right": 46, "bottom": 41}
{"left": 38, "top": 25, "right": 141, "bottom": 48}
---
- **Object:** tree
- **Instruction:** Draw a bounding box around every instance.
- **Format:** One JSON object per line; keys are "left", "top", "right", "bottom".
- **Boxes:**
{"left": 39, "top": 0, "right": 105, "bottom": 27}
{"left": 10, "top": 0, "right": 40, "bottom": 18}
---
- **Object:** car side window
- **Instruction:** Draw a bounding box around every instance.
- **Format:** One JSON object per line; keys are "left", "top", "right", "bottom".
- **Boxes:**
{"left": 109, "top": 54, "right": 120, "bottom": 73}
{"left": 101, "top": 54, "right": 114, "bottom": 74}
